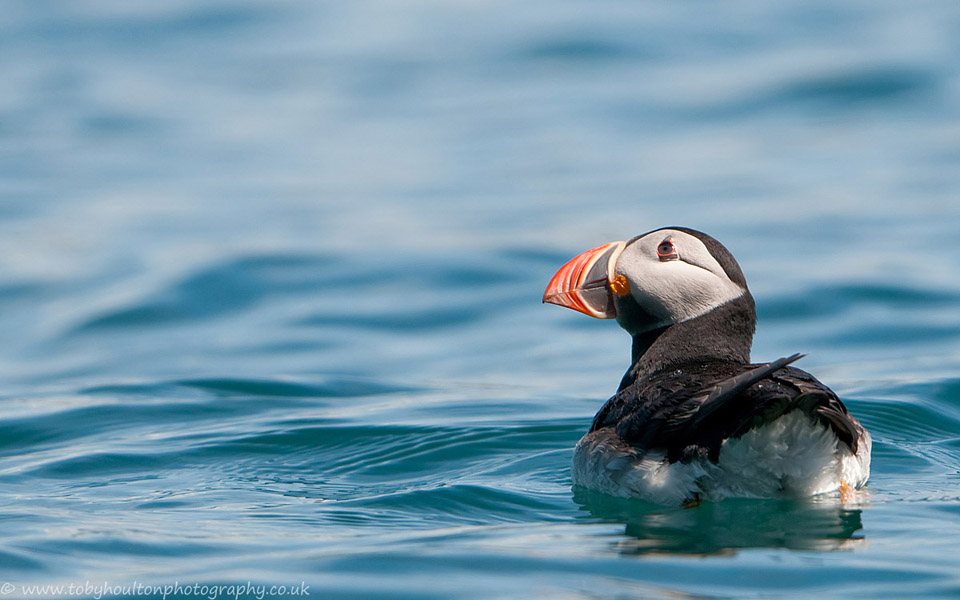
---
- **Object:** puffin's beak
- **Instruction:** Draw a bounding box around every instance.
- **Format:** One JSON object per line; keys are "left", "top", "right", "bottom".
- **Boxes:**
{"left": 543, "top": 241, "right": 626, "bottom": 319}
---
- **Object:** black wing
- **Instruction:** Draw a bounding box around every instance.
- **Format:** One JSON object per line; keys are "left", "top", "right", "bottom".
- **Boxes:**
{"left": 590, "top": 356, "right": 864, "bottom": 463}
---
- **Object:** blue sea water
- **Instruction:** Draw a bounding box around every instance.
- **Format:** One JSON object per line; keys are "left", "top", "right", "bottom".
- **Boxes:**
{"left": 2, "top": 0, "right": 960, "bottom": 598}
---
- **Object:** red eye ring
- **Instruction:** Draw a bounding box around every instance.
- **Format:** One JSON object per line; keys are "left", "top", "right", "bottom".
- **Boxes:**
{"left": 656, "top": 240, "right": 678, "bottom": 260}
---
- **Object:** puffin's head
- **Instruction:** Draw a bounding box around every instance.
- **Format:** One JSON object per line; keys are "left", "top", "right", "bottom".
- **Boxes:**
{"left": 543, "top": 227, "right": 750, "bottom": 336}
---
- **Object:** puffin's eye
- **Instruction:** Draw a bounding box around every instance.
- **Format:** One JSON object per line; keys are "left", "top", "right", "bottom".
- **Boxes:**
{"left": 656, "top": 240, "right": 678, "bottom": 260}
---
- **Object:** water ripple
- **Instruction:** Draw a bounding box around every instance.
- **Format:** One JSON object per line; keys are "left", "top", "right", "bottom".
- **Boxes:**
{"left": 3, "top": 0, "right": 960, "bottom": 596}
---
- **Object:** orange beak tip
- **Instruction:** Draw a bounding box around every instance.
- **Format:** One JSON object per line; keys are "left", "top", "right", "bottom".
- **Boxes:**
{"left": 542, "top": 241, "right": 626, "bottom": 319}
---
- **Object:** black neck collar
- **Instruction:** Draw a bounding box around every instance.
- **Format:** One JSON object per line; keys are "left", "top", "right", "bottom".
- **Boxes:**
{"left": 617, "top": 292, "right": 756, "bottom": 391}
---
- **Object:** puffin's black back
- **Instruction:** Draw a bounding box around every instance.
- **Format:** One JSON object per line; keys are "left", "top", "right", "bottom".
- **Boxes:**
{"left": 592, "top": 362, "right": 864, "bottom": 463}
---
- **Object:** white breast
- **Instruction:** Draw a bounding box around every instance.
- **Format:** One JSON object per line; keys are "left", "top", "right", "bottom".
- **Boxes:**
{"left": 572, "top": 410, "right": 871, "bottom": 505}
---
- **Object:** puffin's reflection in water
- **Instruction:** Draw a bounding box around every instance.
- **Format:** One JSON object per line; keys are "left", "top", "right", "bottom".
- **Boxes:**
{"left": 574, "top": 488, "right": 866, "bottom": 556}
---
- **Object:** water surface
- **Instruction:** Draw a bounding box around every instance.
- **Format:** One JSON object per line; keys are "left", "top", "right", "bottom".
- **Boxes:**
{"left": 1, "top": 1, "right": 960, "bottom": 598}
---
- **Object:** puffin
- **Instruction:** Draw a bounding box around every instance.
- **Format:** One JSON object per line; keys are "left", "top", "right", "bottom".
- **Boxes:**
{"left": 543, "top": 227, "right": 871, "bottom": 506}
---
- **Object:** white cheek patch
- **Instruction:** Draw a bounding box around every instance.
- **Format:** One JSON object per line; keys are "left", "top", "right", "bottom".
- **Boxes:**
{"left": 616, "top": 231, "right": 746, "bottom": 325}
{"left": 650, "top": 260, "right": 746, "bottom": 322}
